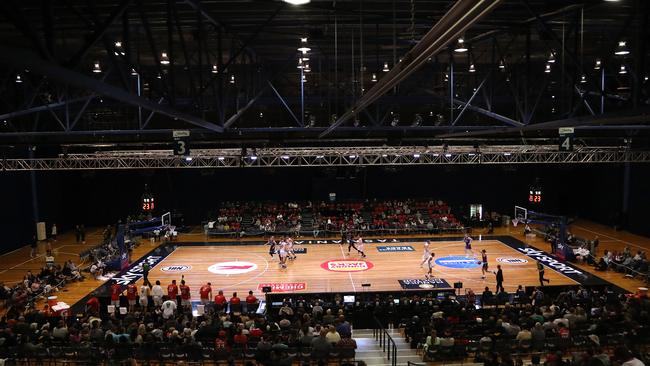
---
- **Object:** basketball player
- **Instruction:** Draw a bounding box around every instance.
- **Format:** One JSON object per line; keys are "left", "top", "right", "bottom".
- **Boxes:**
{"left": 199, "top": 282, "right": 212, "bottom": 305}
{"left": 267, "top": 236, "right": 277, "bottom": 258}
{"left": 286, "top": 237, "right": 297, "bottom": 260}
{"left": 126, "top": 282, "right": 138, "bottom": 312}
{"left": 464, "top": 234, "right": 475, "bottom": 257}
{"left": 480, "top": 249, "right": 489, "bottom": 279}
{"left": 139, "top": 282, "right": 150, "bottom": 311}
{"left": 179, "top": 279, "right": 191, "bottom": 310}
{"left": 347, "top": 233, "right": 360, "bottom": 255}
{"left": 420, "top": 240, "right": 432, "bottom": 268}
{"left": 537, "top": 260, "right": 550, "bottom": 286}
{"left": 425, "top": 252, "right": 436, "bottom": 280}
{"left": 278, "top": 238, "right": 288, "bottom": 268}
{"left": 355, "top": 236, "right": 366, "bottom": 258}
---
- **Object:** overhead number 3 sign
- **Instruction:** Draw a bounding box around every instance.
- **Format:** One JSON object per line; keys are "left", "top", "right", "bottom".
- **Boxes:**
{"left": 173, "top": 130, "right": 191, "bottom": 156}
{"left": 558, "top": 127, "right": 574, "bottom": 151}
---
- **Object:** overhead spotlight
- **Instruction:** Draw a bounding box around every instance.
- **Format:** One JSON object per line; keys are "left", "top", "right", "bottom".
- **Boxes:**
{"left": 619, "top": 64, "right": 627, "bottom": 74}
{"left": 544, "top": 63, "right": 551, "bottom": 73}
{"left": 160, "top": 52, "right": 170, "bottom": 65}
{"left": 551, "top": 107, "right": 556, "bottom": 113}
{"left": 371, "top": 73, "right": 377, "bottom": 82}
{"left": 211, "top": 64, "right": 218, "bottom": 74}
{"left": 429, "top": 110, "right": 434, "bottom": 117}
{"left": 383, "top": 62, "right": 390, "bottom": 72}
{"left": 304, "top": 63, "right": 311, "bottom": 73}
{"left": 594, "top": 59, "right": 602, "bottom": 70}
{"left": 498, "top": 59, "right": 505, "bottom": 70}
{"left": 184, "top": 156, "right": 193, "bottom": 162}
{"left": 615, "top": 41, "right": 629, "bottom": 55}
{"left": 444, "top": 73, "right": 449, "bottom": 82}
{"left": 230, "top": 74, "right": 236, "bottom": 84}
{"left": 283, "top": 0, "right": 310, "bottom": 5}
{"left": 15, "top": 74, "right": 22, "bottom": 83}
{"left": 259, "top": 112, "right": 264, "bottom": 118}
{"left": 297, "top": 58, "right": 304, "bottom": 69}
{"left": 506, "top": 74, "right": 510, "bottom": 82}
{"left": 92, "top": 61, "right": 102, "bottom": 73}
{"left": 297, "top": 37, "right": 311, "bottom": 54}
{"left": 281, "top": 155, "right": 290, "bottom": 160}
{"left": 469, "top": 64, "right": 476, "bottom": 73}
{"left": 580, "top": 74, "right": 587, "bottom": 83}
{"left": 411, "top": 113, "right": 422, "bottom": 127}
{"left": 301, "top": 74, "right": 307, "bottom": 83}
{"left": 413, "top": 153, "right": 420, "bottom": 158}
{"left": 300, "top": 55, "right": 309, "bottom": 61}
{"left": 454, "top": 38, "right": 468, "bottom": 53}
{"left": 645, "top": 75, "right": 649, "bottom": 81}
{"left": 156, "top": 73, "right": 162, "bottom": 79}
{"left": 130, "top": 68, "right": 138, "bottom": 76}
{"left": 114, "top": 41, "right": 125, "bottom": 56}
{"left": 547, "top": 52, "right": 555, "bottom": 63}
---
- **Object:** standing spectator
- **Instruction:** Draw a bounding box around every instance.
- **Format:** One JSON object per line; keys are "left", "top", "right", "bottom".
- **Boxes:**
{"left": 75, "top": 225, "right": 82, "bottom": 243}
{"left": 126, "top": 282, "right": 138, "bottom": 312}
{"left": 142, "top": 262, "right": 151, "bottom": 286}
{"left": 80, "top": 224, "right": 86, "bottom": 244}
{"left": 494, "top": 265, "right": 504, "bottom": 293}
{"left": 50, "top": 223, "right": 58, "bottom": 242}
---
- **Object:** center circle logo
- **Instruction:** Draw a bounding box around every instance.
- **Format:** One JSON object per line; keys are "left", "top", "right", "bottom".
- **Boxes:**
{"left": 208, "top": 261, "right": 258, "bottom": 275}
{"left": 419, "top": 283, "right": 434, "bottom": 289}
{"left": 496, "top": 257, "right": 529, "bottom": 265}
{"left": 160, "top": 265, "right": 192, "bottom": 272}
{"left": 321, "top": 259, "right": 374, "bottom": 272}
{"left": 435, "top": 256, "right": 481, "bottom": 269}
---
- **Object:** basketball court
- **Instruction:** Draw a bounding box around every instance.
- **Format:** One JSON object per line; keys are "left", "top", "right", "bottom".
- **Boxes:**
{"left": 125, "top": 236, "right": 588, "bottom": 299}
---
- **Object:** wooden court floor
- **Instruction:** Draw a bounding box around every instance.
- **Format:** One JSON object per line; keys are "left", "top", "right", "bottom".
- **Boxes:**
{"left": 141, "top": 239, "right": 576, "bottom": 298}
{"left": 0, "top": 219, "right": 648, "bottom": 314}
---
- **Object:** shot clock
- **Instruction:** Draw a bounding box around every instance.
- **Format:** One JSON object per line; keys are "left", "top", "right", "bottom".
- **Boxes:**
{"left": 528, "top": 187, "right": 542, "bottom": 204}
{"left": 141, "top": 184, "right": 155, "bottom": 212}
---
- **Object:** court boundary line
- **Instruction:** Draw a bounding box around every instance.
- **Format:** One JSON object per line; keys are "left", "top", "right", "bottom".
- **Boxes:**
{"left": 339, "top": 243, "right": 357, "bottom": 292}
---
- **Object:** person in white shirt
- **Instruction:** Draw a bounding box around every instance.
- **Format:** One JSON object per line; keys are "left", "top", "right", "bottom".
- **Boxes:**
{"left": 162, "top": 299, "right": 177, "bottom": 319}
{"left": 151, "top": 280, "right": 164, "bottom": 307}
{"left": 139, "top": 284, "right": 150, "bottom": 311}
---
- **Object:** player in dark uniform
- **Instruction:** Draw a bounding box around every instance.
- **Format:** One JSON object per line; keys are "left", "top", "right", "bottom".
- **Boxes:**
{"left": 267, "top": 236, "right": 277, "bottom": 258}
{"left": 464, "top": 234, "right": 475, "bottom": 257}
{"left": 537, "top": 260, "right": 550, "bottom": 286}
{"left": 425, "top": 252, "right": 436, "bottom": 280}
{"left": 481, "top": 249, "right": 489, "bottom": 279}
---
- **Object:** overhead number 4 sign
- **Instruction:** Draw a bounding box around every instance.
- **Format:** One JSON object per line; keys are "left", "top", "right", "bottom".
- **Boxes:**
{"left": 558, "top": 127, "right": 574, "bottom": 151}
{"left": 173, "top": 130, "right": 191, "bottom": 156}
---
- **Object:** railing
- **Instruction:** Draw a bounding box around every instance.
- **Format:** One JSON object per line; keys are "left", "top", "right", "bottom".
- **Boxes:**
{"left": 372, "top": 317, "right": 398, "bottom": 366}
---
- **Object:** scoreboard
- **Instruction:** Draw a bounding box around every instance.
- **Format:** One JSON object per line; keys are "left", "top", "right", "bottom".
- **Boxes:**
{"left": 528, "top": 187, "right": 542, "bottom": 204}
{"left": 142, "top": 194, "right": 155, "bottom": 212}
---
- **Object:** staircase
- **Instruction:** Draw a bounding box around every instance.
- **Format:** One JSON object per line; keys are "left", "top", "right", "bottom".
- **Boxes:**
{"left": 353, "top": 328, "right": 423, "bottom": 366}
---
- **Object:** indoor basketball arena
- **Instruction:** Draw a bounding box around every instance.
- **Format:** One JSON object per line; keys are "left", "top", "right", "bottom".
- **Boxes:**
{"left": 1, "top": 1, "right": 650, "bottom": 366}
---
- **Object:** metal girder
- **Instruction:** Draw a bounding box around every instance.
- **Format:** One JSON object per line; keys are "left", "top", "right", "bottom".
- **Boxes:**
{"left": 0, "top": 46, "right": 223, "bottom": 133}
{"left": 437, "top": 109, "right": 650, "bottom": 138}
{"left": 0, "top": 97, "right": 89, "bottom": 120}
{"left": 2, "top": 145, "right": 649, "bottom": 171}
{"left": 319, "top": 0, "right": 503, "bottom": 138}
{"left": 67, "top": 0, "right": 132, "bottom": 68}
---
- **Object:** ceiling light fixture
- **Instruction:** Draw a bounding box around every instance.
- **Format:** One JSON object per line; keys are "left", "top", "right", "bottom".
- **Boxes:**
{"left": 544, "top": 63, "right": 551, "bottom": 73}
{"left": 304, "top": 63, "right": 311, "bottom": 72}
{"left": 283, "top": 0, "right": 311, "bottom": 5}
{"left": 160, "top": 52, "right": 170, "bottom": 65}
{"left": 498, "top": 59, "right": 505, "bottom": 70}
{"left": 454, "top": 38, "right": 468, "bottom": 53}
{"left": 297, "top": 37, "right": 311, "bottom": 54}
{"left": 301, "top": 74, "right": 307, "bottom": 83}
{"left": 619, "top": 64, "right": 627, "bottom": 74}
{"left": 615, "top": 41, "right": 629, "bottom": 55}
{"left": 92, "top": 62, "right": 102, "bottom": 73}
{"left": 580, "top": 74, "right": 587, "bottom": 83}
{"left": 371, "top": 73, "right": 377, "bottom": 82}
{"left": 383, "top": 62, "right": 390, "bottom": 72}
{"left": 15, "top": 74, "right": 22, "bottom": 83}
{"left": 211, "top": 64, "right": 218, "bottom": 74}
{"left": 594, "top": 59, "right": 601, "bottom": 70}
{"left": 469, "top": 64, "right": 475, "bottom": 73}
{"left": 230, "top": 74, "right": 236, "bottom": 84}
{"left": 547, "top": 52, "right": 555, "bottom": 63}
{"left": 130, "top": 68, "right": 138, "bottom": 76}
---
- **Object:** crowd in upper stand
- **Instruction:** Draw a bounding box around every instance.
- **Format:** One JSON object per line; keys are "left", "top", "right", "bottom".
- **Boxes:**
{"left": 206, "top": 199, "right": 463, "bottom": 236}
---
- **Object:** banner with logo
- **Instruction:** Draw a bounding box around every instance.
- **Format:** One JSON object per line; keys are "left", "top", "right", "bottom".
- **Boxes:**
{"left": 257, "top": 282, "right": 306, "bottom": 292}
{"left": 377, "top": 245, "right": 415, "bottom": 252}
{"left": 398, "top": 278, "right": 451, "bottom": 289}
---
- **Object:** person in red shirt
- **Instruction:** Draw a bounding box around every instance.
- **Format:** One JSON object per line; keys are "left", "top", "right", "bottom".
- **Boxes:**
{"left": 230, "top": 291, "right": 241, "bottom": 313}
{"left": 233, "top": 328, "right": 248, "bottom": 349}
{"left": 85, "top": 294, "right": 100, "bottom": 315}
{"left": 167, "top": 280, "right": 178, "bottom": 304}
{"left": 199, "top": 282, "right": 212, "bottom": 305}
{"left": 214, "top": 290, "right": 227, "bottom": 311}
{"left": 110, "top": 281, "right": 122, "bottom": 307}
{"left": 245, "top": 290, "right": 258, "bottom": 313}
{"left": 126, "top": 282, "right": 138, "bottom": 312}
{"left": 179, "top": 280, "right": 191, "bottom": 310}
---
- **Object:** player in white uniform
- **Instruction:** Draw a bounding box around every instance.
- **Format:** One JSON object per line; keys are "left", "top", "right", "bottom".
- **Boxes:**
{"left": 464, "top": 234, "right": 475, "bottom": 257}
{"left": 278, "top": 239, "right": 288, "bottom": 268}
{"left": 286, "top": 237, "right": 297, "bottom": 260}
{"left": 425, "top": 252, "right": 436, "bottom": 280}
{"left": 420, "top": 240, "right": 432, "bottom": 267}
{"left": 355, "top": 236, "right": 366, "bottom": 258}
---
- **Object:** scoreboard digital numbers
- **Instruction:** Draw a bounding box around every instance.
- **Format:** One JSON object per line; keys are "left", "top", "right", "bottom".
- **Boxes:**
{"left": 528, "top": 187, "right": 542, "bottom": 204}
{"left": 142, "top": 194, "right": 155, "bottom": 212}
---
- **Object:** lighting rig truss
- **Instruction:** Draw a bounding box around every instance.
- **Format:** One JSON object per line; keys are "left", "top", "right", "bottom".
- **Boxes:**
{"left": 1, "top": 145, "right": 649, "bottom": 171}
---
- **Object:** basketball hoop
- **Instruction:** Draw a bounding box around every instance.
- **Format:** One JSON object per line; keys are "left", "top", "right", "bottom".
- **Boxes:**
{"left": 511, "top": 218, "right": 519, "bottom": 227}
